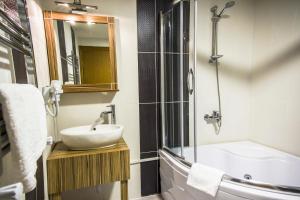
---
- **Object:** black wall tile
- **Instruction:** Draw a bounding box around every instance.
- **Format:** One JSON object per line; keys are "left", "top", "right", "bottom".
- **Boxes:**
{"left": 183, "top": 102, "right": 189, "bottom": 146}
{"left": 172, "top": 102, "right": 182, "bottom": 148}
{"left": 138, "top": 0, "right": 188, "bottom": 196}
{"left": 172, "top": 4, "right": 181, "bottom": 53}
{"left": 172, "top": 54, "right": 181, "bottom": 101}
{"left": 162, "top": 102, "right": 189, "bottom": 149}
{"left": 163, "top": 53, "right": 173, "bottom": 102}
{"left": 12, "top": 50, "right": 28, "bottom": 84}
{"left": 141, "top": 151, "right": 158, "bottom": 159}
{"left": 183, "top": 54, "right": 189, "bottom": 102}
{"left": 183, "top": 1, "right": 190, "bottom": 53}
{"left": 141, "top": 160, "right": 159, "bottom": 196}
{"left": 163, "top": 53, "right": 190, "bottom": 102}
{"left": 163, "top": 103, "right": 174, "bottom": 147}
{"left": 156, "top": 53, "right": 161, "bottom": 102}
{"left": 139, "top": 104, "right": 157, "bottom": 153}
{"left": 162, "top": 11, "right": 173, "bottom": 53}
{"left": 156, "top": 103, "right": 162, "bottom": 149}
{"left": 137, "top": 0, "right": 156, "bottom": 52}
{"left": 138, "top": 53, "right": 156, "bottom": 103}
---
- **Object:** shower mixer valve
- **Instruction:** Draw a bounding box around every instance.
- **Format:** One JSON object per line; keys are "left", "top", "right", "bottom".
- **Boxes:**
{"left": 204, "top": 111, "right": 222, "bottom": 124}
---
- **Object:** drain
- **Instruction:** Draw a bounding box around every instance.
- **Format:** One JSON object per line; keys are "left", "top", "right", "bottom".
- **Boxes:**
{"left": 244, "top": 174, "right": 252, "bottom": 180}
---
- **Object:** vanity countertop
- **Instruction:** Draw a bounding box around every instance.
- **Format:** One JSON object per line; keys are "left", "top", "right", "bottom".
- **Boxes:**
{"left": 47, "top": 138, "right": 130, "bottom": 200}
{"left": 48, "top": 137, "right": 129, "bottom": 159}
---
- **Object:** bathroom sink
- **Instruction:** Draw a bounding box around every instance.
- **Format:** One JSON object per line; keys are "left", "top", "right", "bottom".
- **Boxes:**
{"left": 60, "top": 124, "right": 124, "bottom": 150}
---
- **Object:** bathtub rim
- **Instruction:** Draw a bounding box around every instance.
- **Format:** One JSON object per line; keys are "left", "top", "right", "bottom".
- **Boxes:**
{"left": 160, "top": 147, "right": 300, "bottom": 196}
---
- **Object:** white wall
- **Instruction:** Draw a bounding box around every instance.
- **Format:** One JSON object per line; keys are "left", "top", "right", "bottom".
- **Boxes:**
{"left": 196, "top": 0, "right": 254, "bottom": 145}
{"left": 196, "top": 0, "right": 300, "bottom": 157}
{"left": 41, "top": 0, "right": 141, "bottom": 199}
{"left": 250, "top": 0, "right": 300, "bottom": 156}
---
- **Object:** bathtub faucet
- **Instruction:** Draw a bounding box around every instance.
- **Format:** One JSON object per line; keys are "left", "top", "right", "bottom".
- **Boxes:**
{"left": 204, "top": 110, "right": 221, "bottom": 125}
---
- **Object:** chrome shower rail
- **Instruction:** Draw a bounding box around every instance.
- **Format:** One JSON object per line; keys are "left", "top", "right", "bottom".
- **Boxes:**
{"left": 161, "top": 148, "right": 300, "bottom": 196}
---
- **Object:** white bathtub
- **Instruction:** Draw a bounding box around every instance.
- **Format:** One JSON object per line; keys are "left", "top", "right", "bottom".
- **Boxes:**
{"left": 160, "top": 141, "right": 300, "bottom": 200}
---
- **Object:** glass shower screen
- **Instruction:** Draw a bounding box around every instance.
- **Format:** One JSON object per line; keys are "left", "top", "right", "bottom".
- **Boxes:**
{"left": 160, "top": 0, "right": 195, "bottom": 163}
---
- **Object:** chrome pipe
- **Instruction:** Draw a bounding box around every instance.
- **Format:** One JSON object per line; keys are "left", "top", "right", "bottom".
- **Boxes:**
{"left": 193, "top": 0, "right": 198, "bottom": 163}
{"left": 179, "top": 0, "right": 184, "bottom": 158}
{"left": 160, "top": 11, "right": 166, "bottom": 149}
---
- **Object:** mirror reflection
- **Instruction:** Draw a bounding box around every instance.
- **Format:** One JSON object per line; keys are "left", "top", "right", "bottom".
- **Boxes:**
{"left": 53, "top": 20, "right": 113, "bottom": 85}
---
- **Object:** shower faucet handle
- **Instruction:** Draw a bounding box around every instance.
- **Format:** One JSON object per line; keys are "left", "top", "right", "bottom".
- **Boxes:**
{"left": 204, "top": 111, "right": 222, "bottom": 124}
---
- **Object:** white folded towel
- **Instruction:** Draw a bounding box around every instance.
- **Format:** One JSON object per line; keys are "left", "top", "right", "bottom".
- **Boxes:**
{"left": 0, "top": 183, "right": 23, "bottom": 200}
{"left": 0, "top": 84, "right": 47, "bottom": 193}
{"left": 187, "top": 163, "right": 225, "bottom": 197}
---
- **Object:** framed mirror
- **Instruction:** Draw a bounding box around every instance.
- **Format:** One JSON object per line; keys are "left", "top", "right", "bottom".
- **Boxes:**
{"left": 43, "top": 11, "right": 118, "bottom": 93}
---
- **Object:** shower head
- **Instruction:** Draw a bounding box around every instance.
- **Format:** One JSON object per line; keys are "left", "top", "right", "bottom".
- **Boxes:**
{"left": 218, "top": 1, "right": 235, "bottom": 17}
{"left": 210, "top": 5, "right": 218, "bottom": 15}
{"left": 225, "top": 1, "right": 235, "bottom": 9}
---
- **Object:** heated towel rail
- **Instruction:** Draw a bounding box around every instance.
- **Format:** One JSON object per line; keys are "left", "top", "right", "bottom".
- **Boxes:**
{"left": 0, "top": 9, "right": 32, "bottom": 56}
{"left": 0, "top": 1, "right": 37, "bottom": 159}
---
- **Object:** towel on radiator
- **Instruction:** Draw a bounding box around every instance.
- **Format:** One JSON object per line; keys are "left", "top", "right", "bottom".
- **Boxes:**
{"left": 0, "top": 84, "right": 47, "bottom": 193}
{"left": 187, "top": 163, "right": 225, "bottom": 197}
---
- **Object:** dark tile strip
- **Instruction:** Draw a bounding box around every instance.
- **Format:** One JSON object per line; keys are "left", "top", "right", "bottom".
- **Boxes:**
{"left": 137, "top": 0, "right": 156, "bottom": 52}
{"left": 140, "top": 151, "right": 158, "bottom": 159}
{"left": 140, "top": 160, "right": 159, "bottom": 196}
{"left": 139, "top": 103, "right": 157, "bottom": 153}
{"left": 138, "top": 53, "right": 156, "bottom": 103}
{"left": 138, "top": 0, "right": 180, "bottom": 196}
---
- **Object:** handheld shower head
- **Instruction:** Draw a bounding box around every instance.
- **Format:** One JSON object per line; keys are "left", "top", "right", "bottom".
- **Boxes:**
{"left": 225, "top": 1, "right": 235, "bottom": 9}
{"left": 218, "top": 1, "right": 235, "bottom": 17}
{"left": 210, "top": 5, "right": 218, "bottom": 15}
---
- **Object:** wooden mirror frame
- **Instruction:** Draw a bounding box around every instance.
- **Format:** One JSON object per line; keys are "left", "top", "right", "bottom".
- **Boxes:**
{"left": 43, "top": 11, "right": 118, "bottom": 93}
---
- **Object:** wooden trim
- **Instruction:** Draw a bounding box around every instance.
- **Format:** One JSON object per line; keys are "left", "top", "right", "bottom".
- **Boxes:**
{"left": 62, "top": 85, "right": 119, "bottom": 93}
{"left": 46, "top": 11, "right": 109, "bottom": 24}
{"left": 43, "top": 11, "right": 58, "bottom": 80}
{"left": 108, "top": 22, "right": 118, "bottom": 90}
{"left": 121, "top": 181, "right": 128, "bottom": 200}
{"left": 43, "top": 11, "right": 118, "bottom": 93}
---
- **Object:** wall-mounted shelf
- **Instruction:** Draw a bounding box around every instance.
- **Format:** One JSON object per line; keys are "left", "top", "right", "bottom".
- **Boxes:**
{"left": 47, "top": 138, "right": 130, "bottom": 200}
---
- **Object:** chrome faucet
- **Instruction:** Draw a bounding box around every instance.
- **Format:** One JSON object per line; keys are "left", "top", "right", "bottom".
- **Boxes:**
{"left": 105, "top": 104, "right": 116, "bottom": 124}
{"left": 204, "top": 110, "right": 222, "bottom": 125}
{"left": 90, "top": 104, "right": 116, "bottom": 131}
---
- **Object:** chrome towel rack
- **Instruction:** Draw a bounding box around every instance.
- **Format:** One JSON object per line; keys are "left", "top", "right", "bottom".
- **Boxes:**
{"left": 0, "top": 8, "right": 32, "bottom": 56}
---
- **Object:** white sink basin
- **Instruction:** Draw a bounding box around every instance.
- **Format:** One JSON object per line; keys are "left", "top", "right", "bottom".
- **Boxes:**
{"left": 60, "top": 124, "right": 124, "bottom": 150}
